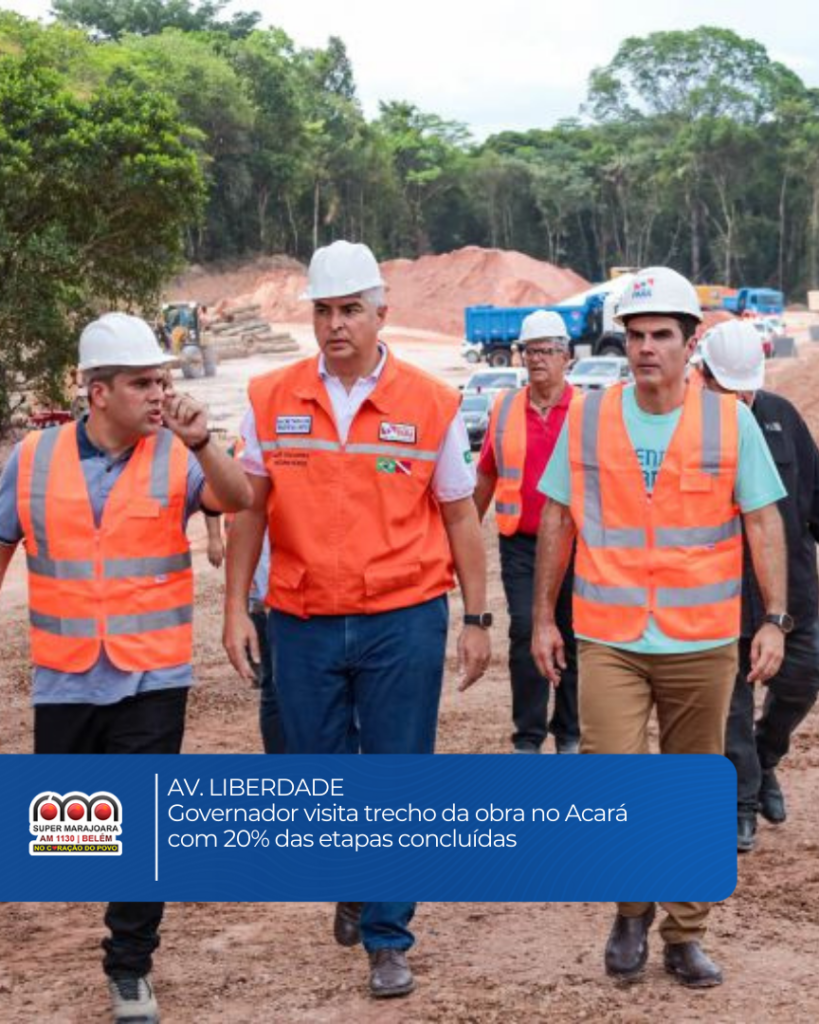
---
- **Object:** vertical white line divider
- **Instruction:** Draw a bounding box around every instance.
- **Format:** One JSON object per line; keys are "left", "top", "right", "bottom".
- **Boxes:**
{"left": 155, "top": 773, "right": 159, "bottom": 882}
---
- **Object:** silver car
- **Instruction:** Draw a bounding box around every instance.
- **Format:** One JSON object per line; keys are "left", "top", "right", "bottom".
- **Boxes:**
{"left": 460, "top": 393, "right": 491, "bottom": 450}
{"left": 567, "top": 356, "right": 631, "bottom": 391}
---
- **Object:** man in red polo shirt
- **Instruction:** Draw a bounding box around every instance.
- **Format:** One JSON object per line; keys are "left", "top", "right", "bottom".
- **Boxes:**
{"left": 474, "top": 311, "right": 578, "bottom": 753}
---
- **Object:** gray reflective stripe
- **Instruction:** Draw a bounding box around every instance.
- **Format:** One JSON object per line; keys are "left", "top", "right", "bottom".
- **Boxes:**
{"left": 261, "top": 439, "right": 341, "bottom": 453}
{"left": 104, "top": 552, "right": 193, "bottom": 579}
{"left": 656, "top": 579, "right": 742, "bottom": 608}
{"left": 701, "top": 388, "right": 721, "bottom": 476}
{"left": 30, "top": 427, "right": 61, "bottom": 558}
{"left": 579, "top": 390, "right": 647, "bottom": 549}
{"left": 345, "top": 443, "right": 438, "bottom": 462}
{"left": 655, "top": 519, "right": 741, "bottom": 548}
{"left": 26, "top": 553, "right": 95, "bottom": 580}
{"left": 494, "top": 390, "right": 520, "bottom": 482}
{"left": 107, "top": 605, "right": 193, "bottom": 635}
{"left": 496, "top": 501, "right": 521, "bottom": 515}
{"left": 150, "top": 429, "right": 174, "bottom": 507}
{"left": 30, "top": 609, "right": 98, "bottom": 638}
{"left": 574, "top": 577, "right": 648, "bottom": 606}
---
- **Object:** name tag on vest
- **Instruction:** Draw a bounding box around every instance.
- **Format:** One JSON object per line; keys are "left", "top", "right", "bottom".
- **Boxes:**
{"left": 276, "top": 416, "right": 312, "bottom": 435}
{"left": 379, "top": 421, "right": 417, "bottom": 444}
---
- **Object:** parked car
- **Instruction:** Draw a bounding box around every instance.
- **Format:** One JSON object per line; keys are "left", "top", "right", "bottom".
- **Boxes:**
{"left": 461, "top": 339, "right": 484, "bottom": 364}
{"left": 460, "top": 393, "right": 491, "bottom": 450}
{"left": 749, "top": 316, "right": 783, "bottom": 358}
{"left": 566, "top": 356, "right": 631, "bottom": 390}
{"left": 462, "top": 367, "right": 528, "bottom": 404}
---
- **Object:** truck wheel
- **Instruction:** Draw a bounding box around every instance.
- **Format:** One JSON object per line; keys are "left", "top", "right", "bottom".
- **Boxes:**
{"left": 598, "top": 343, "right": 625, "bottom": 357}
{"left": 488, "top": 348, "right": 511, "bottom": 368}
{"left": 202, "top": 346, "right": 218, "bottom": 377}
{"left": 465, "top": 348, "right": 480, "bottom": 364}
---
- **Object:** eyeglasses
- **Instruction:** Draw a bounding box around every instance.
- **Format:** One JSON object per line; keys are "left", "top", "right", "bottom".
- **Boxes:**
{"left": 525, "top": 346, "right": 566, "bottom": 360}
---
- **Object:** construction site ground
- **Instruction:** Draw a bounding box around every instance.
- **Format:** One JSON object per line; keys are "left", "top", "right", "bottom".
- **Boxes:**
{"left": 2, "top": 320, "right": 819, "bottom": 1023}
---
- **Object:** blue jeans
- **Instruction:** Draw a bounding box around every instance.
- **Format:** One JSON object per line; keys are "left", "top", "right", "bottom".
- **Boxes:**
{"left": 270, "top": 596, "right": 448, "bottom": 949}
{"left": 269, "top": 596, "right": 448, "bottom": 754}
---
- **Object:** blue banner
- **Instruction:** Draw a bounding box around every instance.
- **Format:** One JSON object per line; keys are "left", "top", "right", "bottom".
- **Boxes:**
{"left": 6, "top": 754, "right": 736, "bottom": 901}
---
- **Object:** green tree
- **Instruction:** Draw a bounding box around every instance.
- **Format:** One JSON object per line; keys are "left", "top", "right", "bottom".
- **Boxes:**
{"left": 51, "top": 0, "right": 260, "bottom": 41}
{"left": 0, "top": 55, "right": 204, "bottom": 430}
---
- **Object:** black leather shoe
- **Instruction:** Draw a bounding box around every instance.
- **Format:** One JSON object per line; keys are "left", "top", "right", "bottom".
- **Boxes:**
{"left": 759, "top": 769, "right": 786, "bottom": 824}
{"left": 556, "top": 738, "right": 580, "bottom": 754}
{"left": 333, "top": 902, "right": 364, "bottom": 947}
{"left": 737, "top": 814, "right": 757, "bottom": 853}
{"left": 664, "top": 941, "right": 723, "bottom": 987}
{"left": 604, "top": 904, "right": 655, "bottom": 981}
{"left": 368, "top": 949, "right": 415, "bottom": 998}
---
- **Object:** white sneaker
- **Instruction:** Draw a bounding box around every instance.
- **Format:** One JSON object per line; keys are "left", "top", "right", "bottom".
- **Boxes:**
{"left": 108, "top": 974, "right": 159, "bottom": 1023}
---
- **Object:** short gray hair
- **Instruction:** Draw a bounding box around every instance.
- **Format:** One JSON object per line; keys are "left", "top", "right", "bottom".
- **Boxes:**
{"left": 361, "top": 285, "right": 386, "bottom": 309}
{"left": 81, "top": 366, "right": 130, "bottom": 389}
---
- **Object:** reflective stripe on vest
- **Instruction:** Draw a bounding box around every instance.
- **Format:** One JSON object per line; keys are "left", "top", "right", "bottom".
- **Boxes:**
{"left": 490, "top": 389, "right": 526, "bottom": 534}
{"left": 260, "top": 438, "right": 440, "bottom": 461}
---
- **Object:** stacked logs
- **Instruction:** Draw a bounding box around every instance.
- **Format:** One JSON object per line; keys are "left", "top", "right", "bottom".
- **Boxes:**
{"left": 208, "top": 302, "right": 300, "bottom": 360}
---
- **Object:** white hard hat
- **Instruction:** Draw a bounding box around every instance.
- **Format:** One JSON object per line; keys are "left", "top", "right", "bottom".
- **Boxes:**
{"left": 519, "top": 310, "right": 569, "bottom": 344}
{"left": 78, "top": 313, "right": 175, "bottom": 371}
{"left": 302, "top": 240, "right": 385, "bottom": 300}
{"left": 700, "top": 319, "right": 765, "bottom": 391}
{"left": 614, "top": 266, "right": 702, "bottom": 323}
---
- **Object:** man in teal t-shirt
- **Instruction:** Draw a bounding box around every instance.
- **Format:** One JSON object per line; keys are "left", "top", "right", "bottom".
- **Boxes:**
{"left": 531, "top": 268, "right": 788, "bottom": 990}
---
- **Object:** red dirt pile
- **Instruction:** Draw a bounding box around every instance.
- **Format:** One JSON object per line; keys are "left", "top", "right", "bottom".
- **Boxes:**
{"left": 207, "top": 247, "right": 589, "bottom": 337}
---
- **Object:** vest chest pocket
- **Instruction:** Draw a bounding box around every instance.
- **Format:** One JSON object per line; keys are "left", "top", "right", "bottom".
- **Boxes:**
{"left": 128, "top": 499, "right": 162, "bottom": 518}
{"left": 680, "top": 471, "right": 714, "bottom": 493}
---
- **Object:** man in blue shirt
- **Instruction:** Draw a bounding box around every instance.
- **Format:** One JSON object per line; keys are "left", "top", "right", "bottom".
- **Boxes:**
{"left": 0, "top": 313, "right": 251, "bottom": 1024}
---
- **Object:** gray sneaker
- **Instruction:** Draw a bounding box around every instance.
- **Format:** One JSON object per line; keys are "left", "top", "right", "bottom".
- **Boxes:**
{"left": 108, "top": 974, "right": 159, "bottom": 1023}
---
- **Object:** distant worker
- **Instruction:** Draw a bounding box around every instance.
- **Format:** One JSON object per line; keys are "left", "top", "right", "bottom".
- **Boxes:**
{"left": 532, "top": 267, "right": 788, "bottom": 988}
{"left": 0, "top": 313, "right": 252, "bottom": 1024}
{"left": 223, "top": 240, "right": 491, "bottom": 999}
{"left": 474, "top": 310, "right": 579, "bottom": 754}
{"left": 698, "top": 321, "right": 819, "bottom": 852}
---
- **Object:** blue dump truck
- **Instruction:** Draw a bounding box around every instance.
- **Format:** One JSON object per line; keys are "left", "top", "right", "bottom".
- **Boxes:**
{"left": 721, "top": 288, "right": 784, "bottom": 317}
{"left": 465, "top": 293, "right": 626, "bottom": 367}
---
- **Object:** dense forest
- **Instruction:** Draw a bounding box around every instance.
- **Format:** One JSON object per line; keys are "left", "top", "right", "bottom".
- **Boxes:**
{"left": 2, "top": 1, "right": 819, "bottom": 422}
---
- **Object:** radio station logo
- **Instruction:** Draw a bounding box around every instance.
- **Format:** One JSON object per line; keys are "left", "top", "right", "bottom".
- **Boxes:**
{"left": 29, "top": 791, "right": 123, "bottom": 856}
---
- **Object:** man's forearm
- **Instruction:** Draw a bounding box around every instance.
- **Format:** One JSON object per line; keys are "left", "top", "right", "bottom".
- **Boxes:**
{"left": 744, "top": 503, "right": 787, "bottom": 612}
{"left": 225, "top": 509, "right": 267, "bottom": 615}
{"left": 441, "top": 498, "right": 487, "bottom": 614}
{"left": 533, "top": 500, "right": 576, "bottom": 625}
{"left": 473, "top": 470, "right": 496, "bottom": 523}
{"left": 198, "top": 443, "right": 253, "bottom": 513}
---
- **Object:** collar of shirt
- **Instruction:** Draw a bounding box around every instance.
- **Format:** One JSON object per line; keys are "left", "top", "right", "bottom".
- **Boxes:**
{"left": 77, "top": 415, "right": 134, "bottom": 467}
{"left": 318, "top": 341, "right": 387, "bottom": 385}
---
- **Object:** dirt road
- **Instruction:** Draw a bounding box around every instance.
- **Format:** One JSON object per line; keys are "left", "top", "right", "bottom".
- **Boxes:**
{"left": 2, "top": 326, "right": 818, "bottom": 1022}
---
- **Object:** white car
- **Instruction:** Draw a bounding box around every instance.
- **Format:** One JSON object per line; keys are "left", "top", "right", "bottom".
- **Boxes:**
{"left": 462, "top": 368, "right": 528, "bottom": 404}
{"left": 567, "top": 356, "right": 631, "bottom": 391}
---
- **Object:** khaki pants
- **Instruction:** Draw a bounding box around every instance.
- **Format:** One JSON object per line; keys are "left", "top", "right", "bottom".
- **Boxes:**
{"left": 578, "top": 639, "right": 738, "bottom": 944}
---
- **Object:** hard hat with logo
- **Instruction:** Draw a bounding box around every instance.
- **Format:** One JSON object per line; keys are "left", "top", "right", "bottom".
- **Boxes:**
{"left": 614, "top": 266, "right": 702, "bottom": 323}
{"left": 302, "top": 240, "right": 385, "bottom": 301}
{"left": 519, "top": 310, "right": 570, "bottom": 344}
{"left": 78, "top": 313, "right": 176, "bottom": 371}
{"left": 700, "top": 319, "right": 765, "bottom": 391}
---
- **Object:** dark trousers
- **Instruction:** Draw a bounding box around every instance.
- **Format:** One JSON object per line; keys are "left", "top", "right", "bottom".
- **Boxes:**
{"left": 499, "top": 533, "right": 579, "bottom": 750}
{"left": 35, "top": 686, "right": 188, "bottom": 978}
{"left": 725, "top": 624, "right": 819, "bottom": 815}
{"left": 249, "top": 606, "right": 287, "bottom": 754}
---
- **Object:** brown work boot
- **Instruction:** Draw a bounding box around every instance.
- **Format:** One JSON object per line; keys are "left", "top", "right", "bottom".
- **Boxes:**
{"left": 333, "top": 902, "right": 364, "bottom": 947}
{"left": 664, "top": 941, "right": 723, "bottom": 987}
{"left": 368, "top": 948, "right": 415, "bottom": 998}
{"left": 604, "top": 904, "right": 655, "bottom": 981}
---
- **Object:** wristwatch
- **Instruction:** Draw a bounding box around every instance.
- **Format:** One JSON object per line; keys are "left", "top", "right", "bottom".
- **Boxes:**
{"left": 764, "top": 612, "right": 795, "bottom": 634}
{"left": 464, "top": 612, "right": 493, "bottom": 629}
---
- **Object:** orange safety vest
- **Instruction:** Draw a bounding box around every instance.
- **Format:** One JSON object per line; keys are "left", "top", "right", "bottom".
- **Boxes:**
{"left": 249, "top": 351, "right": 460, "bottom": 617}
{"left": 17, "top": 422, "right": 193, "bottom": 672}
{"left": 488, "top": 387, "right": 529, "bottom": 536}
{"left": 568, "top": 383, "right": 742, "bottom": 642}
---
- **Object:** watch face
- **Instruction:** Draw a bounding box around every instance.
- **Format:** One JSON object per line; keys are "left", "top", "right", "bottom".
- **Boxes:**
{"left": 781, "top": 613, "right": 795, "bottom": 633}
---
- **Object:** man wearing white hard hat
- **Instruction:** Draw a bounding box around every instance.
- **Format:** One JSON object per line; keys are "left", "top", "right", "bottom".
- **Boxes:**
{"left": 224, "top": 240, "right": 490, "bottom": 998}
{"left": 699, "top": 320, "right": 819, "bottom": 853}
{"left": 474, "top": 310, "right": 579, "bottom": 754}
{"left": 532, "top": 267, "right": 788, "bottom": 987}
{"left": 0, "top": 312, "right": 252, "bottom": 1024}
